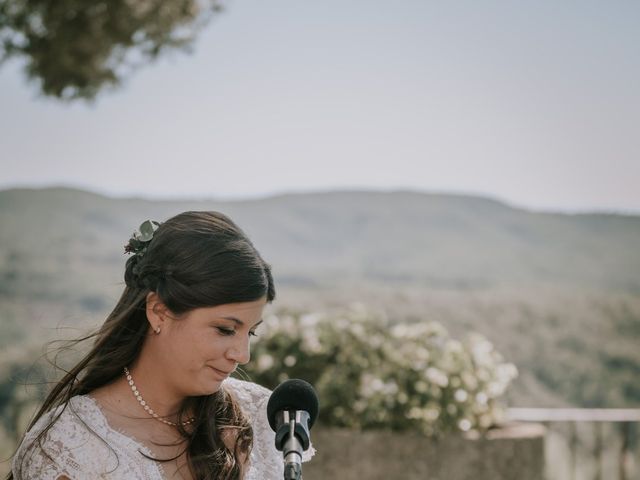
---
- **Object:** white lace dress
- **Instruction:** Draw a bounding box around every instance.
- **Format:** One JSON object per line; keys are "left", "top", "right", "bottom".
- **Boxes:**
{"left": 12, "top": 378, "right": 314, "bottom": 479}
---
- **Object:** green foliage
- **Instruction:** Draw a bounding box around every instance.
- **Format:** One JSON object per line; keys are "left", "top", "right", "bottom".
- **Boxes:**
{"left": 0, "top": 0, "right": 222, "bottom": 100}
{"left": 243, "top": 306, "right": 518, "bottom": 436}
{"left": 124, "top": 219, "right": 161, "bottom": 254}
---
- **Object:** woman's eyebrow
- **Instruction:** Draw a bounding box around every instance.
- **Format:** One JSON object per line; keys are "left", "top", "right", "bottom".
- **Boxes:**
{"left": 220, "top": 316, "right": 264, "bottom": 328}
{"left": 220, "top": 316, "right": 243, "bottom": 325}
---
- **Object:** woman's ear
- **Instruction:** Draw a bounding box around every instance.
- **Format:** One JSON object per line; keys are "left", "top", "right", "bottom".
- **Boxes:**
{"left": 145, "top": 292, "right": 168, "bottom": 334}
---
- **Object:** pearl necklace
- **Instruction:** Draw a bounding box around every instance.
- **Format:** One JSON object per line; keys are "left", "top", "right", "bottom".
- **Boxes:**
{"left": 124, "top": 367, "right": 195, "bottom": 427}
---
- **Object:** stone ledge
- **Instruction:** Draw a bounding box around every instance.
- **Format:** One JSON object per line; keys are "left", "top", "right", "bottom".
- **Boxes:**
{"left": 303, "top": 423, "right": 546, "bottom": 480}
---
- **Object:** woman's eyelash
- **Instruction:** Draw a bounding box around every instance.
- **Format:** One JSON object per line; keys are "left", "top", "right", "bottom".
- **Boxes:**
{"left": 216, "top": 327, "right": 259, "bottom": 337}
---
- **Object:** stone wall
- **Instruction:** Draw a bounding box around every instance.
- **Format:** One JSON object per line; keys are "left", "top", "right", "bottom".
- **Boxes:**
{"left": 303, "top": 422, "right": 546, "bottom": 480}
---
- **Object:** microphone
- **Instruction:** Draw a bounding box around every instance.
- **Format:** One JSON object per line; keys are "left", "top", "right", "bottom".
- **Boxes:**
{"left": 267, "top": 379, "right": 319, "bottom": 480}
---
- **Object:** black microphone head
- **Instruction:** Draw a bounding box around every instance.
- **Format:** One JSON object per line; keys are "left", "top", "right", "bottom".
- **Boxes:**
{"left": 267, "top": 379, "right": 319, "bottom": 431}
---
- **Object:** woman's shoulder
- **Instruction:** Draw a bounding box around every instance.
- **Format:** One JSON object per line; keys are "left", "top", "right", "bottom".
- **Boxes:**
{"left": 223, "top": 377, "right": 272, "bottom": 407}
{"left": 17, "top": 395, "right": 107, "bottom": 449}
{"left": 12, "top": 396, "right": 117, "bottom": 478}
{"left": 223, "top": 376, "right": 271, "bottom": 396}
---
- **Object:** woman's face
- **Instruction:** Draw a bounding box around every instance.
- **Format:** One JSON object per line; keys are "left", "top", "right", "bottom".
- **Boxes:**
{"left": 152, "top": 296, "right": 267, "bottom": 397}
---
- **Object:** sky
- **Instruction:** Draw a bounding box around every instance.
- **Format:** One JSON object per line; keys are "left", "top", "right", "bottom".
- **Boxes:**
{"left": 1, "top": 0, "right": 639, "bottom": 213}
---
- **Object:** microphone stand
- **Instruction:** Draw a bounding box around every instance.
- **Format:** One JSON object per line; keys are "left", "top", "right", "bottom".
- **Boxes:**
{"left": 283, "top": 418, "right": 303, "bottom": 480}
{"left": 274, "top": 410, "right": 312, "bottom": 480}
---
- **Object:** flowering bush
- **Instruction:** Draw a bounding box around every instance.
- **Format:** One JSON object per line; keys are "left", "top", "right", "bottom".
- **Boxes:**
{"left": 243, "top": 304, "right": 518, "bottom": 436}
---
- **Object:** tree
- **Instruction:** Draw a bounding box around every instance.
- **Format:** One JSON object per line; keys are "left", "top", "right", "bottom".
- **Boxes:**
{"left": 0, "top": 0, "right": 222, "bottom": 100}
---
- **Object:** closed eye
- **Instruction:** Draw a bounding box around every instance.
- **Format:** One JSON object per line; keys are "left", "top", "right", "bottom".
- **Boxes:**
{"left": 216, "top": 327, "right": 235, "bottom": 336}
{"left": 217, "top": 327, "right": 259, "bottom": 337}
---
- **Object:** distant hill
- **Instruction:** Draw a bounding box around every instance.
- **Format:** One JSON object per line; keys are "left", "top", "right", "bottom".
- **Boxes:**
{"left": 1, "top": 187, "right": 639, "bottom": 410}
{"left": 1, "top": 187, "right": 639, "bottom": 299}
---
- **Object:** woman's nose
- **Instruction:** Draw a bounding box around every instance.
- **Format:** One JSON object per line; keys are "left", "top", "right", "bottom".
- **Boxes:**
{"left": 226, "top": 336, "right": 250, "bottom": 365}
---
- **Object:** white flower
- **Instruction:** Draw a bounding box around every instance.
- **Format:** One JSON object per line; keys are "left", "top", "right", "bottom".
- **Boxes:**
{"left": 458, "top": 418, "right": 472, "bottom": 431}
{"left": 257, "top": 354, "right": 274, "bottom": 372}
{"left": 425, "top": 407, "right": 440, "bottom": 421}
{"left": 496, "top": 363, "right": 518, "bottom": 383}
{"left": 371, "top": 377, "right": 384, "bottom": 392}
{"left": 487, "top": 381, "right": 505, "bottom": 397}
{"left": 425, "top": 367, "right": 449, "bottom": 387}
{"left": 462, "top": 372, "right": 478, "bottom": 390}
{"left": 301, "top": 328, "right": 323, "bottom": 354}
{"left": 454, "top": 389, "right": 468, "bottom": 403}
{"left": 383, "top": 380, "right": 399, "bottom": 395}
{"left": 445, "top": 339, "right": 463, "bottom": 353}
{"left": 407, "top": 407, "right": 423, "bottom": 419}
{"left": 415, "top": 380, "right": 428, "bottom": 393}
{"left": 300, "top": 312, "right": 323, "bottom": 328}
{"left": 471, "top": 337, "right": 494, "bottom": 365}
{"left": 354, "top": 400, "right": 367, "bottom": 413}
{"left": 391, "top": 324, "right": 409, "bottom": 338}
{"left": 479, "top": 414, "right": 493, "bottom": 428}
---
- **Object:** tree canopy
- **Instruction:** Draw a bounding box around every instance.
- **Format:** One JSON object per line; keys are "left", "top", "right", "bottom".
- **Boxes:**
{"left": 0, "top": 0, "right": 221, "bottom": 100}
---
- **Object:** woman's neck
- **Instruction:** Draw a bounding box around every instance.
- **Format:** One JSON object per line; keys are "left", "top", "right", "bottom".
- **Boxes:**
{"left": 124, "top": 356, "right": 186, "bottom": 420}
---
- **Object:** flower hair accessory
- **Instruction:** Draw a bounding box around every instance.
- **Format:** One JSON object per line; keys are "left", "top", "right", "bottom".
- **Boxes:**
{"left": 124, "top": 220, "right": 161, "bottom": 257}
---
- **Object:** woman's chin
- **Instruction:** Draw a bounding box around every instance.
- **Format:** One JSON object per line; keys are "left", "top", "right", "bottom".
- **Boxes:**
{"left": 186, "top": 369, "right": 228, "bottom": 396}
{"left": 195, "top": 377, "right": 225, "bottom": 396}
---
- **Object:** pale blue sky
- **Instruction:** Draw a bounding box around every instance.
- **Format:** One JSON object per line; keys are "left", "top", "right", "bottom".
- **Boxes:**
{"left": 1, "top": 0, "right": 639, "bottom": 212}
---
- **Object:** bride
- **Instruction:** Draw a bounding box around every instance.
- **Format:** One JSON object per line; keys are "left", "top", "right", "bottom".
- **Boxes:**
{"left": 10, "top": 211, "right": 311, "bottom": 479}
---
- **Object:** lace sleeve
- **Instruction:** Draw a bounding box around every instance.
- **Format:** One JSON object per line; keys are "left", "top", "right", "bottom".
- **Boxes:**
{"left": 11, "top": 404, "right": 90, "bottom": 480}
{"left": 224, "top": 378, "right": 316, "bottom": 480}
{"left": 12, "top": 433, "right": 71, "bottom": 480}
{"left": 12, "top": 396, "right": 163, "bottom": 480}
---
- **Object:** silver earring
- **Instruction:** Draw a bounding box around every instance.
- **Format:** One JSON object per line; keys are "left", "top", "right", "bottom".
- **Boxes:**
{"left": 154, "top": 326, "right": 161, "bottom": 334}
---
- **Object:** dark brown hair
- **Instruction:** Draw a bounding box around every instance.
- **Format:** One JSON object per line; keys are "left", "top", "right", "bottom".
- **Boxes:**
{"left": 10, "top": 211, "right": 275, "bottom": 480}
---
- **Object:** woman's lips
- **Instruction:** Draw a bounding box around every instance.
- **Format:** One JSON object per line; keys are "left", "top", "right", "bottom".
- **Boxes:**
{"left": 210, "top": 366, "right": 232, "bottom": 379}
